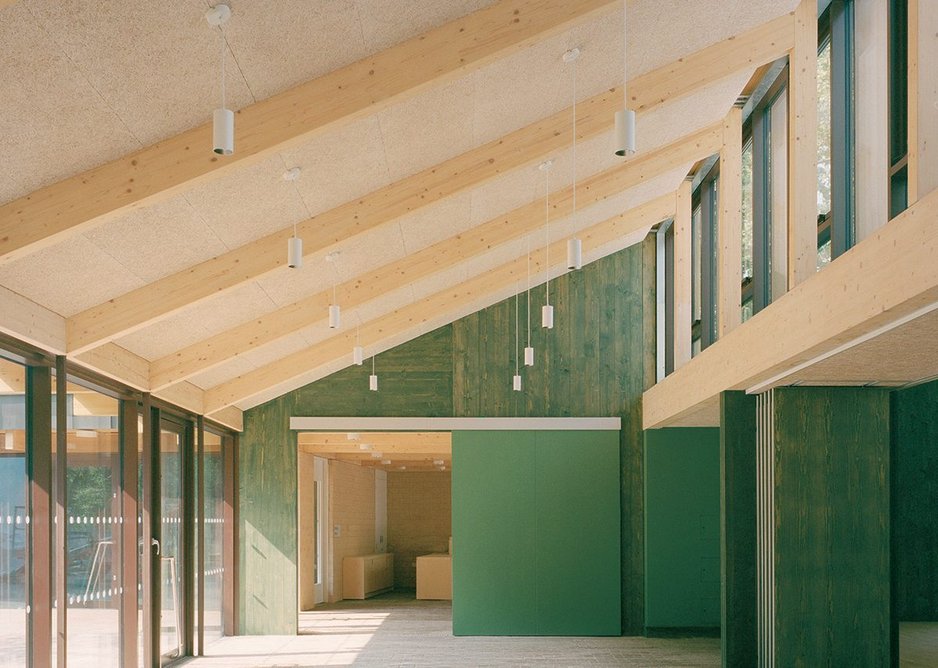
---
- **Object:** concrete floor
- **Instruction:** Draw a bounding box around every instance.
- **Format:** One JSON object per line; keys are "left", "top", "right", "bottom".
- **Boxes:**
{"left": 184, "top": 592, "right": 721, "bottom": 667}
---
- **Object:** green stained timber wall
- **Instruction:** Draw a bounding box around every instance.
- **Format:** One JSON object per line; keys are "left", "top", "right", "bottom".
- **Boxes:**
{"left": 238, "top": 243, "right": 654, "bottom": 635}
{"left": 238, "top": 327, "right": 453, "bottom": 634}
{"left": 643, "top": 427, "right": 720, "bottom": 629}
{"left": 451, "top": 430, "right": 621, "bottom": 636}
{"left": 891, "top": 378, "right": 938, "bottom": 622}
{"left": 772, "top": 387, "right": 890, "bottom": 667}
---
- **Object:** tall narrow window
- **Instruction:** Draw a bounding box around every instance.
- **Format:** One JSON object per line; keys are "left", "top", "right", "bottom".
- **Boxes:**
{"left": 65, "top": 380, "right": 121, "bottom": 667}
{"left": 202, "top": 429, "right": 225, "bottom": 647}
{"left": 0, "top": 356, "right": 27, "bottom": 666}
{"left": 741, "top": 137, "right": 754, "bottom": 321}
{"left": 817, "top": 37, "right": 833, "bottom": 269}
{"left": 888, "top": 0, "right": 909, "bottom": 217}
{"left": 691, "top": 203, "right": 702, "bottom": 356}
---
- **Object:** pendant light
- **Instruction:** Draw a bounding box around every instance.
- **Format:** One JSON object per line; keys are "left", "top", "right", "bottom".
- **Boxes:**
{"left": 206, "top": 4, "right": 234, "bottom": 155}
{"left": 284, "top": 167, "right": 303, "bottom": 268}
{"left": 369, "top": 355, "right": 378, "bottom": 392}
{"left": 513, "top": 288, "right": 522, "bottom": 392}
{"left": 614, "top": 0, "right": 636, "bottom": 157}
{"left": 564, "top": 48, "right": 583, "bottom": 271}
{"left": 524, "top": 236, "right": 535, "bottom": 366}
{"left": 539, "top": 160, "right": 554, "bottom": 329}
{"left": 326, "top": 252, "right": 341, "bottom": 329}
{"left": 353, "top": 320, "right": 364, "bottom": 365}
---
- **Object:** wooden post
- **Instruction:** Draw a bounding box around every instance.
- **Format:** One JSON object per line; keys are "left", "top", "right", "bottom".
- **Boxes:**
{"left": 721, "top": 391, "right": 758, "bottom": 667}
{"left": 788, "top": 0, "right": 819, "bottom": 288}
{"left": 719, "top": 107, "right": 743, "bottom": 336}
{"left": 26, "top": 365, "right": 53, "bottom": 668}
{"left": 673, "top": 179, "right": 693, "bottom": 368}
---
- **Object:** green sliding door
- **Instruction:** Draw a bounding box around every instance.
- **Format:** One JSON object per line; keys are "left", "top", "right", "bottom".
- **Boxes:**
{"left": 452, "top": 430, "right": 620, "bottom": 636}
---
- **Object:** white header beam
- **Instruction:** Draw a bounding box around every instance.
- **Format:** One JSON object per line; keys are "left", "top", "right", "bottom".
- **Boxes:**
{"left": 290, "top": 417, "right": 621, "bottom": 432}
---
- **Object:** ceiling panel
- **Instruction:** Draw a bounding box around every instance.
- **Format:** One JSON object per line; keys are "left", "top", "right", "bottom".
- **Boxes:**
{"left": 184, "top": 152, "right": 310, "bottom": 250}
{"left": 24, "top": 0, "right": 254, "bottom": 146}
{"left": 354, "top": 0, "right": 497, "bottom": 52}
{"left": 0, "top": 2, "right": 139, "bottom": 204}
{"left": 0, "top": 235, "right": 143, "bottom": 317}
{"left": 279, "top": 115, "right": 391, "bottom": 218}
{"left": 223, "top": 0, "right": 368, "bottom": 102}
{"left": 83, "top": 195, "right": 228, "bottom": 283}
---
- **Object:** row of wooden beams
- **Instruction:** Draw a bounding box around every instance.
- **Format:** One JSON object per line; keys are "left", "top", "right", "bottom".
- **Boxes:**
{"left": 0, "top": 297, "right": 243, "bottom": 429}
{"left": 787, "top": 0, "right": 819, "bottom": 287}
{"left": 303, "top": 447, "right": 452, "bottom": 466}
{"left": 300, "top": 445, "right": 451, "bottom": 458}
{"left": 718, "top": 107, "right": 743, "bottom": 337}
{"left": 150, "top": 123, "right": 719, "bottom": 390}
{"left": 643, "top": 186, "right": 938, "bottom": 429}
{"left": 0, "top": 0, "right": 620, "bottom": 266}
{"left": 64, "top": 13, "right": 796, "bottom": 355}
{"left": 202, "top": 189, "right": 681, "bottom": 414}
{"left": 298, "top": 431, "right": 450, "bottom": 449}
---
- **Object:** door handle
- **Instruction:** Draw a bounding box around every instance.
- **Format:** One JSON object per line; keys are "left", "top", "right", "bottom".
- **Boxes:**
{"left": 151, "top": 538, "right": 161, "bottom": 556}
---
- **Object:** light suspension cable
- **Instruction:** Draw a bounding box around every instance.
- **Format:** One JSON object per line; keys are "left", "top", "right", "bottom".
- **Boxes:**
{"left": 565, "top": 48, "right": 582, "bottom": 270}
{"left": 614, "top": 0, "right": 636, "bottom": 157}
{"left": 540, "top": 160, "right": 554, "bottom": 329}
{"left": 524, "top": 235, "right": 534, "bottom": 366}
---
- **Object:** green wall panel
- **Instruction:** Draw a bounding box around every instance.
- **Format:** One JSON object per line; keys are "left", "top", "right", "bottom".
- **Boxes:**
{"left": 451, "top": 431, "right": 537, "bottom": 635}
{"left": 891, "top": 378, "right": 938, "bottom": 622}
{"left": 719, "top": 391, "right": 758, "bottom": 668}
{"left": 643, "top": 427, "right": 720, "bottom": 629}
{"left": 534, "top": 430, "right": 621, "bottom": 635}
{"left": 452, "top": 430, "right": 620, "bottom": 636}
{"left": 238, "top": 244, "right": 654, "bottom": 635}
{"left": 773, "top": 387, "right": 890, "bottom": 667}
{"left": 451, "top": 244, "right": 653, "bottom": 634}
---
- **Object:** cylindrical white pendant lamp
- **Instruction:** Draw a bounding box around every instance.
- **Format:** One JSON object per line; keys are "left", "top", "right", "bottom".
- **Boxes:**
{"left": 513, "top": 374, "right": 522, "bottom": 392}
{"left": 524, "top": 346, "right": 534, "bottom": 367}
{"left": 614, "top": 109, "right": 636, "bottom": 157}
{"left": 567, "top": 237, "right": 582, "bottom": 271}
{"left": 542, "top": 304, "right": 554, "bottom": 329}
{"left": 328, "top": 304, "right": 341, "bottom": 329}
{"left": 287, "top": 236, "right": 302, "bottom": 268}
{"left": 353, "top": 345, "right": 364, "bottom": 365}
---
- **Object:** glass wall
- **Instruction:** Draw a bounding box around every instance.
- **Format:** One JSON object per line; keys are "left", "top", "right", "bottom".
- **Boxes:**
{"left": 0, "top": 356, "right": 27, "bottom": 668}
{"left": 160, "top": 423, "right": 185, "bottom": 661}
{"left": 202, "top": 430, "right": 225, "bottom": 647}
{"left": 0, "top": 338, "right": 235, "bottom": 667}
{"left": 63, "top": 381, "right": 121, "bottom": 667}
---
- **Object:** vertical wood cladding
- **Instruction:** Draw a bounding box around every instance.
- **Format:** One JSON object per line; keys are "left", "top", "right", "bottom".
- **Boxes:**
{"left": 772, "top": 387, "right": 890, "bottom": 667}
{"left": 720, "top": 391, "right": 758, "bottom": 668}
{"left": 891, "top": 379, "right": 938, "bottom": 622}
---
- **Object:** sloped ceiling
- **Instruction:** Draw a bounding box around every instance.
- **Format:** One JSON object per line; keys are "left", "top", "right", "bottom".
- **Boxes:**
{"left": 0, "top": 0, "right": 799, "bottom": 417}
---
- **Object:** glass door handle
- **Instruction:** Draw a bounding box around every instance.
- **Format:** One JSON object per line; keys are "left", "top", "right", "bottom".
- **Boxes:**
{"left": 152, "top": 538, "right": 161, "bottom": 556}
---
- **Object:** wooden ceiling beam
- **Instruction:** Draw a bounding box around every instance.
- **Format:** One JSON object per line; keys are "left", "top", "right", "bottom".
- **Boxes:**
{"left": 0, "top": 0, "right": 619, "bottom": 267}
{"left": 64, "top": 14, "right": 794, "bottom": 355}
{"left": 201, "top": 186, "right": 686, "bottom": 413}
{"left": 150, "top": 123, "right": 719, "bottom": 390}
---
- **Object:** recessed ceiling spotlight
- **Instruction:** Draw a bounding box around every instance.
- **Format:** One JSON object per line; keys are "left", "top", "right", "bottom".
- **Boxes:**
{"left": 346, "top": 432, "right": 359, "bottom": 441}
{"left": 433, "top": 459, "right": 444, "bottom": 466}
{"left": 371, "top": 452, "right": 383, "bottom": 459}
{"left": 381, "top": 459, "right": 391, "bottom": 465}
{"left": 358, "top": 443, "right": 371, "bottom": 451}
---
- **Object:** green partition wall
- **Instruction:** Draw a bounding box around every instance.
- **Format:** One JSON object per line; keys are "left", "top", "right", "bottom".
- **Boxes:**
{"left": 643, "top": 427, "right": 720, "bottom": 631}
{"left": 452, "top": 430, "right": 621, "bottom": 636}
